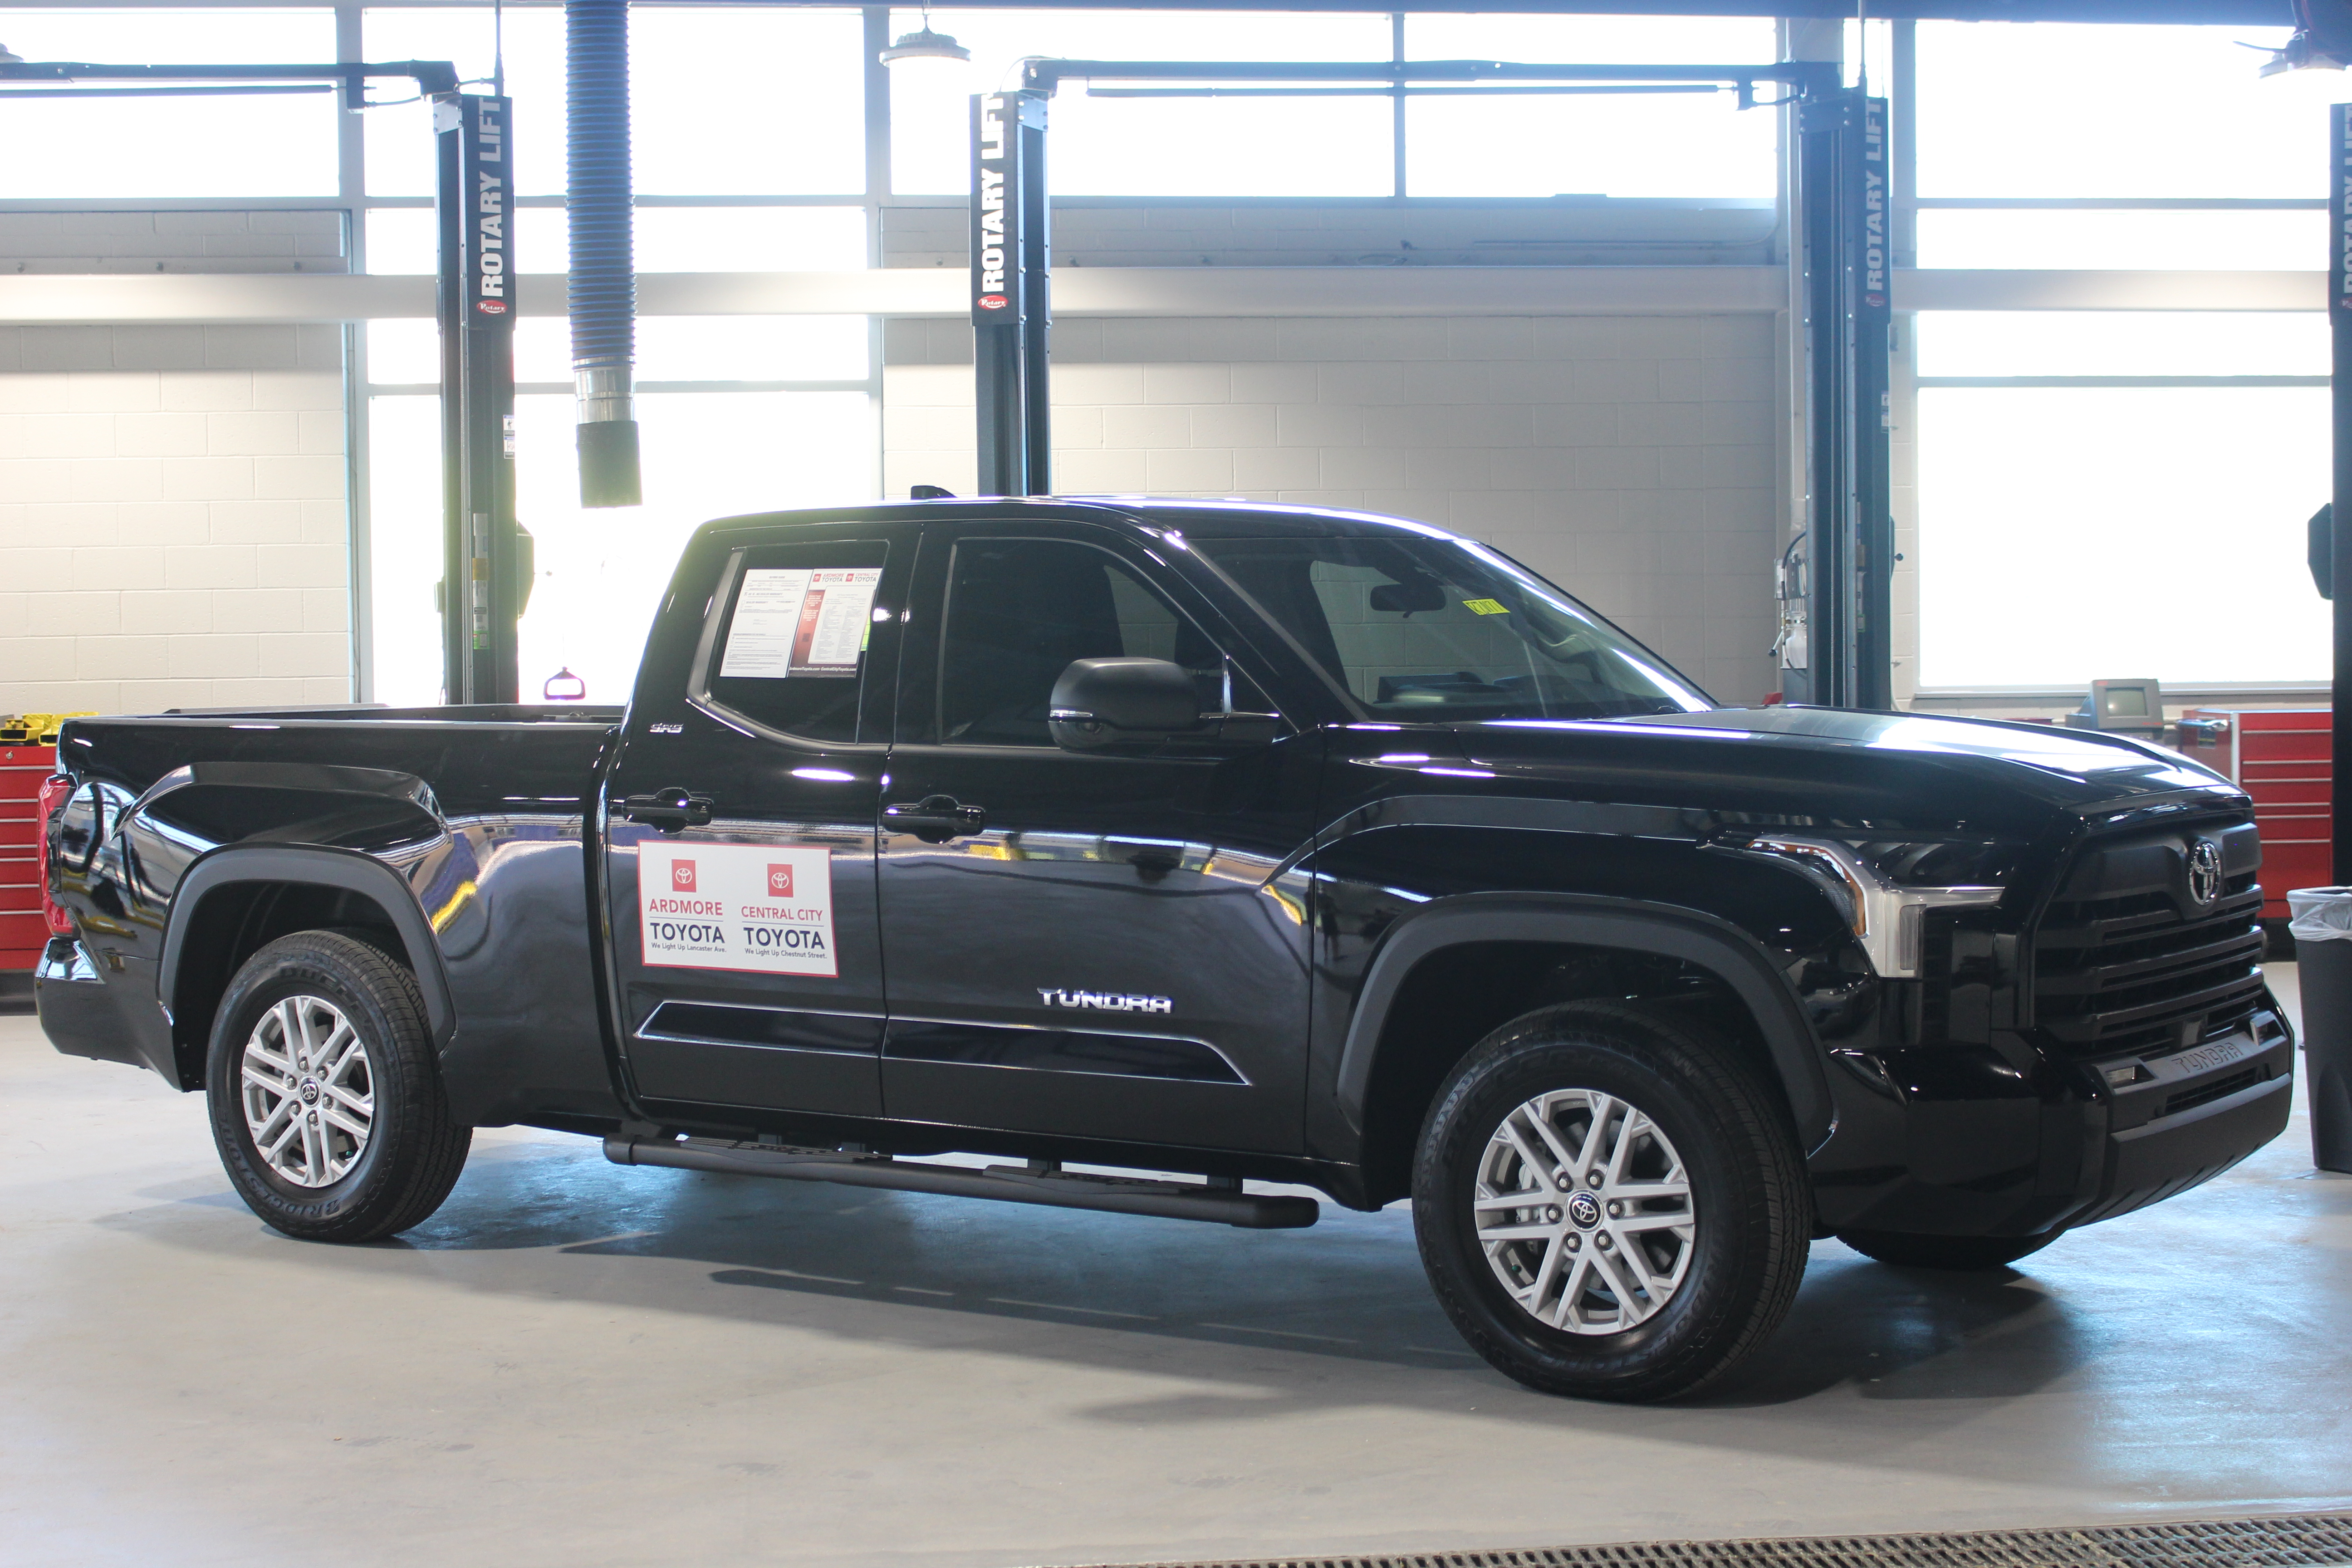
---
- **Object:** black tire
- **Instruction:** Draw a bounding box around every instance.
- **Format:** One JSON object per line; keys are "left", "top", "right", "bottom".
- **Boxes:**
{"left": 1412, "top": 1000, "right": 1811, "bottom": 1403}
{"left": 206, "top": 929, "right": 470, "bottom": 1243}
{"left": 1836, "top": 1228, "right": 2062, "bottom": 1270}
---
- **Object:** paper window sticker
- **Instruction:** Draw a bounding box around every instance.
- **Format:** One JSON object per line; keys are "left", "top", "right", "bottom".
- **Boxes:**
{"left": 719, "top": 568, "right": 816, "bottom": 678}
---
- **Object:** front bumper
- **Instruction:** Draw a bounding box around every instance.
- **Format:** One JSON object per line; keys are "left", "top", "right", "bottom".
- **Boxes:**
{"left": 1810, "top": 1009, "right": 2293, "bottom": 1239}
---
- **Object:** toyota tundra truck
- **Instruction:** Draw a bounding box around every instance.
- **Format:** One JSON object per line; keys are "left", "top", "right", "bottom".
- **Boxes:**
{"left": 30, "top": 498, "right": 2293, "bottom": 1401}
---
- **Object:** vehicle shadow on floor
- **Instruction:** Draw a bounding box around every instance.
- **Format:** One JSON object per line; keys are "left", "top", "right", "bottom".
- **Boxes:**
{"left": 121, "top": 1134, "right": 2093, "bottom": 1417}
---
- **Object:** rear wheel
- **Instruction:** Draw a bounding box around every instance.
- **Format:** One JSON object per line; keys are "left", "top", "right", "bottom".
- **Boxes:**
{"left": 1412, "top": 1001, "right": 1811, "bottom": 1403}
{"left": 1836, "top": 1228, "right": 2062, "bottom": 1270}
{"left": 206, "top": 930, "right": 470, "bottom": 1243}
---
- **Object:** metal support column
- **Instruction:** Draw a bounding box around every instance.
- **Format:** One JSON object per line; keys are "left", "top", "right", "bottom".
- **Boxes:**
{"left": 1794, "top": 88, "right": 1893, "bottom": 710}
{"left": 2330, "top": 104, "right": 2352, "bottom": 879}
{"left": 435, "top": 93, "right": 521, "bottom": 705}
{"left": 970, "top": 90, "right": 1051, "bottom": 497}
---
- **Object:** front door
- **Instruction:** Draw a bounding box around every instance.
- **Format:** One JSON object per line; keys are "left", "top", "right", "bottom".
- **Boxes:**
{"left": 601, "top": 520, "right": 911, "bottom": 1121}
{"left": 876, "top": 522, "right": 1319, "bottom": 1154}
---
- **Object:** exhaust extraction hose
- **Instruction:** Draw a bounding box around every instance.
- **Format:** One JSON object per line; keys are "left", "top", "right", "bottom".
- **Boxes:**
{"left": 566, "top": 0, "right": 640, "bottom": 506}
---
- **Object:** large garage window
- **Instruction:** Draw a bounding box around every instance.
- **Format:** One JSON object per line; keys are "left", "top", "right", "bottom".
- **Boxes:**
{"left": 0, "top": 7, "right": 341, "bottom": 199}
{"left": 1913, "top": 312, "right": 2329, "bottom": 689}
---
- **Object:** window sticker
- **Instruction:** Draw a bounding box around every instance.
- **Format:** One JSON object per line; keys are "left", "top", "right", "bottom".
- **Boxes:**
{"left": 637, "top": 841, "right": 838, "bottom": 977}
{"left": 719, "top": 566, "right": 882, "bottom": 679}
{"left": 1462, "top": 598, "right": 1509, "bottom": 616}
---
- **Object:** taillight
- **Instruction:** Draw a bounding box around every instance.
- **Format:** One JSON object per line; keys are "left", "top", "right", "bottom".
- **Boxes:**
{"left": 35, "top": 773, "right": 73, "bottom": 938}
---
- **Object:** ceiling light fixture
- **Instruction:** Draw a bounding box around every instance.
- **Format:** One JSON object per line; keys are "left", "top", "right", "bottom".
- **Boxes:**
{"left": 880, "top": 9, "right": 970, "bottom": 67}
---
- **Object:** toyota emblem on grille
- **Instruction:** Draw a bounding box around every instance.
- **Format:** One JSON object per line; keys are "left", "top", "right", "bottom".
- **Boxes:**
{"left": 2186, "top": 839, "right": 2224, "bottom": 906}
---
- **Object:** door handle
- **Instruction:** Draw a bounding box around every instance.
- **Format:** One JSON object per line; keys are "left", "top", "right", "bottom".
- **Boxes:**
{"left": 884, "top": 794, "right": 987, "bottom": 843}
{"left": 620, "top": 787, "right": 714, "bottom": 832}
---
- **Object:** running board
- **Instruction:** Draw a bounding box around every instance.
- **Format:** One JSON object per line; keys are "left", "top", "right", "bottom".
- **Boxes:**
{"left": 602, "top": 1135, "right": 1320, "bottom": 1229}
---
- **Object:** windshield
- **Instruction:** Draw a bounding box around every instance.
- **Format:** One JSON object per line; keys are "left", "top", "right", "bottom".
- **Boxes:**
{"left": 1193, "top": 534, "right": 1711, "bottom": 721}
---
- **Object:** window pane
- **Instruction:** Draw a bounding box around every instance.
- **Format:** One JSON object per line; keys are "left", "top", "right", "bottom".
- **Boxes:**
{"left": 0, "top": 8, "right": 339, "bottom": 198}
{"left": 1915, "top": 312, "right": 2326, "bottom": 378}
{"left": 638, "top": 317, "right": 869, "bottom": 382}
{"left": 703, "top": 544, "right": 888, "bottom": 743}
{"left": 1916, "top": 209, "right": 2328, "bottom": 271}
{"left": 636, "top": 207, "right": 869, "bottom": 271}
{"left": 364, "top": 7, "right": 568, "bottom": 196}
{"left": 940, "top": 539, "right": 1227, "bottom": 744}
{"left": 369, "top": 388, "right": 877, "bottom": 706}
{"left": 1916, "top": 22, "right": 2340, "bottom": 199}
{"left": 887, "top": 8, "right": 1392, "bottom": 196}
{"left": 1404, "top": 14, "right": 1774, "bottom": 199}
{"left": 633, "top": 9, "right": 864, "bottom": 194}
{"left": 1916, "top": 386, "right": 2328, "bottom": 686}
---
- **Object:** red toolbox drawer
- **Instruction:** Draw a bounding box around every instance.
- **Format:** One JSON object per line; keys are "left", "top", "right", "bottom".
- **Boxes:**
{"left": 2180, "top": 706, "right": 2331, "bottom": 921}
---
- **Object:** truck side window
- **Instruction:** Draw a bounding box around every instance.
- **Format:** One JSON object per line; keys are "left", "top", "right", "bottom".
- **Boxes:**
{"left": 938, "top": 538, "right": 1259, "bottom": 746}
{"left": 695, "top": 541, "right": 888, "bottom": 744}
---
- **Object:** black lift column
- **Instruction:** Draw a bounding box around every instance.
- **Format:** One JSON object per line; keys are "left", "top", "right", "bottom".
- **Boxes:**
{"left": 970, "top": 90, "right": 1052, "bottom": 497}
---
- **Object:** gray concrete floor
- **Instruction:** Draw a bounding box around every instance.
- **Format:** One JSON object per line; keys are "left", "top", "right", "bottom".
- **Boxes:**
{"left": 5, "top": 973, "right": 2350, "bottom": 1568}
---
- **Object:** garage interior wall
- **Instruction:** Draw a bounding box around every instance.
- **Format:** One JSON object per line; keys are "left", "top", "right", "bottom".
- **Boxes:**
{"left": 0, "top": 5, "right": 2334, "bottom": 720}
{"left": 0, "top": 214, "right": 353, "bottom": 717}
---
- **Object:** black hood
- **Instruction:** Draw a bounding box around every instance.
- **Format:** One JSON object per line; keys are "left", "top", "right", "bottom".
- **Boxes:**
{"left": 1443, "top": 705, "right": 2244, "bottom": 836}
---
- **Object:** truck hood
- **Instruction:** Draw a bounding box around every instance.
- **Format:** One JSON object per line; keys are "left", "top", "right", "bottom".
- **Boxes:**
{"left": 1443, "top": 705, "right": 2242, "bottom": 833}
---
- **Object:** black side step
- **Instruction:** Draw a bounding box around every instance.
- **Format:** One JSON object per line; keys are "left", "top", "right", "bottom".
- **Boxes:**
{"left": 602, "top": 1135, "right": 1320, "bottom": 1230}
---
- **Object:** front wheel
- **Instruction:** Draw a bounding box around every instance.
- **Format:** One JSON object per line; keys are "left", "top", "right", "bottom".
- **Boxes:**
{"left": 1837, "top": 1228, "right": 2062, "bottom": 1270}
{"left": 1412, "top": 1001, "right": 1811, "bottom": 1403}
{"left": 206, "top": 930, "right": 470, "bottom": 1243}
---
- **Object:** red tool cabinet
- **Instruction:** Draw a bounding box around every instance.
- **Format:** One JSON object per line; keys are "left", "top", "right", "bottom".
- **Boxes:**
{"left": 0, "top": 740, "right": 51, "bottom": 979}
{"left": 2178, "top": 706, "right": 2331, "bottom": 921}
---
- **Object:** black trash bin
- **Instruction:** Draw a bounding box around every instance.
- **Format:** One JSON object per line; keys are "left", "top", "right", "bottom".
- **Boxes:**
{"left": 2288, "top": 887, "right": 2352, "bottom": 1172}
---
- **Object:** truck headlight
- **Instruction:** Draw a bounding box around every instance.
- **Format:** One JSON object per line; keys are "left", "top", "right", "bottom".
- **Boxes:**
{"left": 1740, "top": 835, "right": 2006, "bottom": 980}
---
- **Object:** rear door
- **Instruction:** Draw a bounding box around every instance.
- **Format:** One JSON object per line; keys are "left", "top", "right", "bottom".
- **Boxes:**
{"left": 874, "top": 520, "right": 1321, "bottom": 1154}
{"left": 601, "top": 519, "right": 912, "bottom": 1120}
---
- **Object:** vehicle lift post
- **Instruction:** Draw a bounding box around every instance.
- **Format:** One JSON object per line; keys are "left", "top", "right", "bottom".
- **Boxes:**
{"left": 1792, "top": 89, "right": 1893, "bottom": 711}
{"left": 965, "top": 59, "right": 1891, "bottom": 710}
{"left": 435, "top": 92, "right": 523, "bottom": 705}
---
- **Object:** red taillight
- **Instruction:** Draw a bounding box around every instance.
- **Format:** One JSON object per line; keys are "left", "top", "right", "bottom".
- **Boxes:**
{"left": 35, "top": 773, "right": 73, "bottom": 938}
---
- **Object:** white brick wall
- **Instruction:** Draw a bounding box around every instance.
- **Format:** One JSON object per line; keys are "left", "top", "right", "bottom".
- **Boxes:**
{"left": 0, "top": 211, "right": 346, "bottom": 274}
{"left": 0, "top": 325, "right": 350, "bottom": 715}
{"left": 884, "top": 313, "right": 1781, "bottom": 705}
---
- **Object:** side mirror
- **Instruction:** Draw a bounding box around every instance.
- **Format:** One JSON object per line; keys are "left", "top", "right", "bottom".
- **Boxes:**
{"left": 1049, "top": 658, "right": 1200, "bottom": 751}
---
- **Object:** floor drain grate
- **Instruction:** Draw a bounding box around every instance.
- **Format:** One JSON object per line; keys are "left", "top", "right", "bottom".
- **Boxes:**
{"left": 1072, "top": 1512, "right": 2352, "bottom": 1568}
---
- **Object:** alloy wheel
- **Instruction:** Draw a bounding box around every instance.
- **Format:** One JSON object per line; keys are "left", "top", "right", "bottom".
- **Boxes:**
{"left": 1472, "top": 1087, "right": 1697, "bottom": 1334}
{"left": 240, "top": 994, "right": 374, "bottom": 1187}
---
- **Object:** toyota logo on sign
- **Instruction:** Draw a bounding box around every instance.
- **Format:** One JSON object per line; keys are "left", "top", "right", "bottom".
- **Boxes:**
{"left": 768, "top": 864, "right": 794, "bottom": 898}
{"left": 2186, "top": 839, "right": 2223, "bottom": 906}
{"left": 672, "top": 861, "right": 697, "bottom": 893}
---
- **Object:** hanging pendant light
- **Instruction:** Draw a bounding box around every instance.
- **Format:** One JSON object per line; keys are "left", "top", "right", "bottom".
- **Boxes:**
{"left": 880, "top": 7, "right": 970, "bottom": 67}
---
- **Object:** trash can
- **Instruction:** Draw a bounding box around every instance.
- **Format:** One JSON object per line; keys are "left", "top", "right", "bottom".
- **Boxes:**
{"left": 2287, "top": 887, "right": 2352, "bottom": 1172}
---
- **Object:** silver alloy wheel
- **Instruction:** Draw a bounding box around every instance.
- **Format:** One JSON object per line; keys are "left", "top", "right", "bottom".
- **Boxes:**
{"left": 240, "top": 994, "right": 374, "bottom": 1187}
{"left": 1473, "top": 1087, "right": 1697, "bottom": 1334}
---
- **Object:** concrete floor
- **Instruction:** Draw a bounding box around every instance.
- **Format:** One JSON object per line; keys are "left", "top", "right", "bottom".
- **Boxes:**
{"left": 5, "top": 973, "right": 2350, "bottom": 1568}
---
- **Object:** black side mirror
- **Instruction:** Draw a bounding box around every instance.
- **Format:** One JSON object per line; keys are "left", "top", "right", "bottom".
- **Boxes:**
{"left": 1049, "top": 658, "right": 1200, "bottom": 751}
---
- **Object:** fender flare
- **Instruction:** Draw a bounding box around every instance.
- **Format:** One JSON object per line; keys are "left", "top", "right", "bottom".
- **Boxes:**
{"left": 1334, "top": 892, "right": 1835, "bottom": 1151}
{"left": 159, "top": 844, "right": 457, "bottom": 1047}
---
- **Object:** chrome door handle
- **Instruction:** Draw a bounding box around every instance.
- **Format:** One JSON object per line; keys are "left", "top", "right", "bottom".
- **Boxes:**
{"left": 884, "top": 794, "right": 987, "bottom": 843}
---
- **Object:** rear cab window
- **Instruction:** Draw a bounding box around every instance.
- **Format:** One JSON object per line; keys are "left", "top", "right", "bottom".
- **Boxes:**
{"left": 690, "top": 539, "right": 892, "bottom": 745}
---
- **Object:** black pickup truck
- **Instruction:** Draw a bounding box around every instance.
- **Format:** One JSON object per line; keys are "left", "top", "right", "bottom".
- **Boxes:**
{"left": 32, "top": 498, "right": 2292, "bottom": 1401}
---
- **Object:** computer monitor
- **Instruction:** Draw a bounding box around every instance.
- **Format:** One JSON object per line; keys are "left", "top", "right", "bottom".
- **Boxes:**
{"left": 2066, "top": 678, "right": 2166, "bottom": 734}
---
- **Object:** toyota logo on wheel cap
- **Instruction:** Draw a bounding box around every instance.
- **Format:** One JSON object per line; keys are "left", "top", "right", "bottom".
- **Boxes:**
{"left": 2186, "top": 839, "right": 2224, "bottom": 906}
{"left": 1567, "top": 1191, "right": 1603, "bottom": 1229}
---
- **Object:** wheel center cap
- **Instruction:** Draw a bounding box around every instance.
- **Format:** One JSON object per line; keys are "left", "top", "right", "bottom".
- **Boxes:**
{"left": 1566, "top": 1191, "right": 1603, "bottom": 1230}
{"left": 299, "top": 1079, "right": 320, "bottom": 1105}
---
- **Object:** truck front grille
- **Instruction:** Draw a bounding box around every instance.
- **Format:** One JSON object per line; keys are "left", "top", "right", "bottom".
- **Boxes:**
{"left": 2032, "top": 825, "right": 2265, "bottom": 1059}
